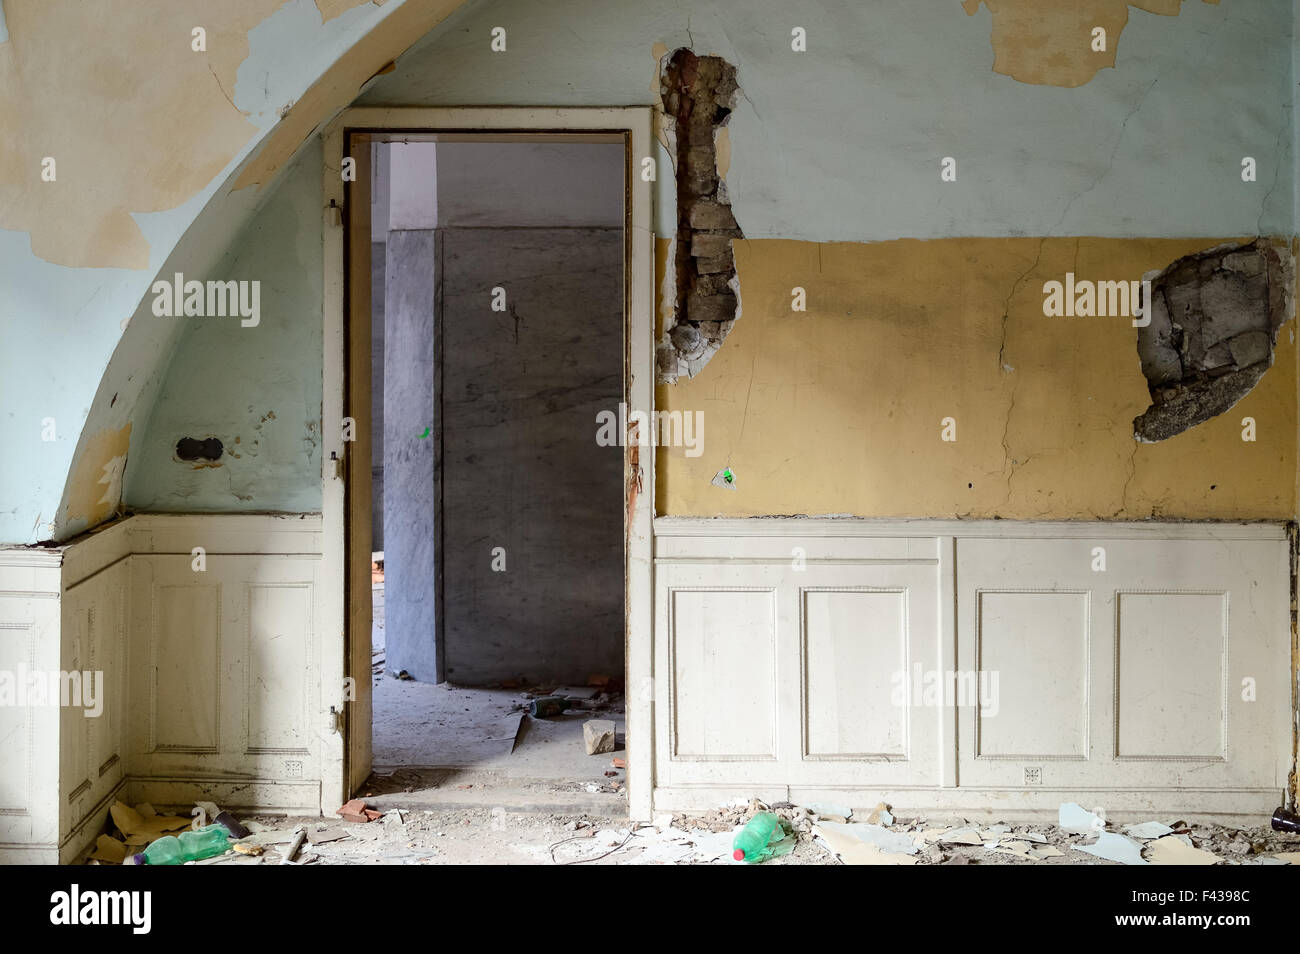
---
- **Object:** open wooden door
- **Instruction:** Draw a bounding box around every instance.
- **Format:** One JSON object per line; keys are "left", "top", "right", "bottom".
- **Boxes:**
{"left": 344, "top": 133, "right": 374, "bottom": 795}
{"left": 325, "top": 108, "right": 656, "bottom": 819}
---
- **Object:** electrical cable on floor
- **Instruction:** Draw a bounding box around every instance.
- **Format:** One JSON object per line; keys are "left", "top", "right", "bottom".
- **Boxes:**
{"left": 549, "top": 829, "right": 635, "bottom": 865}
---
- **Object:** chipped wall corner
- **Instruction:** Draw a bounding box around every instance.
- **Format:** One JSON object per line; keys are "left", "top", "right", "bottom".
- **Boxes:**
{"left": 1134, "top": 237, "right": 1295, "bottom": 443}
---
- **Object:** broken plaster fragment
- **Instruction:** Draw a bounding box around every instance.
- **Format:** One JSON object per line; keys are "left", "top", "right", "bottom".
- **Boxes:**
{"left": 1073, "top": 832, "right": 1148, "bottom": 866}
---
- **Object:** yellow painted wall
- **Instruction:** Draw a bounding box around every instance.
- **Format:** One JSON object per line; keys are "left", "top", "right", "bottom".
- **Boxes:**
{"left": 656, "top": 237, "right": 1297, "bottom": 520}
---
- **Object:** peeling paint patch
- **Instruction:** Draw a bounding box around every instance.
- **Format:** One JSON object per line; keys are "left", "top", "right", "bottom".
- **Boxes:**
{"left": 315, "top": 0, "right": 375, "bottom": 24}
{"left": 232, "top": 0, "right": 470, "bottom": 190}
{"left": 60, "top": 422, "right": 131, "bottom": 534}
{"left": 0, "top": 0, "right": 290, "bottom": 268}
{"left": 1134, "top": 237, "right": 1295, "bottom": 442}
{"left": 963, "top": 0, "right": 1219, "bottom": 88}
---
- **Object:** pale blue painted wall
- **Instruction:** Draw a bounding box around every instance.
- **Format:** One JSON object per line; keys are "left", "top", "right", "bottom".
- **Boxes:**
{"left": 125, "top": 142, "right": 324, "bottom": 513}
{"left": 0, "top": 0, "right": 403, "bottom": 542}
{"left": 358, "top": 0, "right": 1295, "bottom": 241}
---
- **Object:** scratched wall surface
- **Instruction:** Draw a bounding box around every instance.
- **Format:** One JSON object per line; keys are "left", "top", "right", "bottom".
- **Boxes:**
{"left": 0, "top": 0, "right": 1296, "bottom": 541}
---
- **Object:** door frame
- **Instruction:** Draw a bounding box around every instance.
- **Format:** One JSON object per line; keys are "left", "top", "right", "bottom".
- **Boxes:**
{"left": 320, "top": 107, "right": 657, "bottom": 819}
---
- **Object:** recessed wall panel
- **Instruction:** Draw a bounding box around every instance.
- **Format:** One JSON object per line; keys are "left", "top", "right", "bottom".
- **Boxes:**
{"left": 977, "top": 591, "right": 1088, "bottom": 758}
{"left": 1117, "top": 592, "right": 1225, "bottom": 759}
{"left": 671, "top": 589, "right": 776, "bottom": 759}
{"left": 153, "top": 584, "right": 220, "bottom": 752}
{"left": 246, "top": 584, "right": 312, "bottom": 753}
{"left": 803, "top": 589, "right": 907, "bottom": 759}
{"left": 0, "top": 618, "right": 32, "bottom": 811}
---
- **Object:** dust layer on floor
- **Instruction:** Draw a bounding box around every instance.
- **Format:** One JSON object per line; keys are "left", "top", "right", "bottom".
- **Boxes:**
{"left": 86, "top": 796, "right": 1300, "bottom": 866}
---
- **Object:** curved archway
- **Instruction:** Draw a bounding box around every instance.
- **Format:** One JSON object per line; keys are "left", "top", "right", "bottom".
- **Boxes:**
{"left": 40, "top": 0, "right": 472, "bottom": 542}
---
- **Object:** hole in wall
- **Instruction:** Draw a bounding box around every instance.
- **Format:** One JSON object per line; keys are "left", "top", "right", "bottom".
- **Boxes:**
{"left": 1133, "top": 237, "right": 1294, "bottom": 442}
{"left": 657, "top": 48, "right": 743, "bottom": 383}
{"left": 176, "top": 436, "right": 223, "bottom": 462}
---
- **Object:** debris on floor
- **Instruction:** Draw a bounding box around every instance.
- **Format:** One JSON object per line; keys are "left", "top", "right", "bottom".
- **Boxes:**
{"left": 108, "top": 801, "right": 192, "bottom": 847}
{"left": 1058, "top": 801, "right": 1105, "bottom": 835}
{"left": 1145, "top": 834, "right": 1219, "bottom": 865}
{"left": 813, "top": 820, "right": 917, "bottom": 865}
{"left": 583, "top": 719, "right": 617, "bottom": 755}
{"left": 80, "top": 793, "right": 1300, "bottom": 865}
{"left": 1072, "top": 831, "right": 1147, "bottom": 865}
{"left": 529, "top": 696, "right": 570, "bottom": 718}
{"left": 731, "top": 812, "right": 796, "bottom": 863}
{"left": 336, "top": 798, "right": 383, "bottom": 823}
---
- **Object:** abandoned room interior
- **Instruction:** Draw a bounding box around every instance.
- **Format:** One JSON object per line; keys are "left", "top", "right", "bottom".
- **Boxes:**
{"left": 2, "top": 0, "right": 1300, "bottom": 877}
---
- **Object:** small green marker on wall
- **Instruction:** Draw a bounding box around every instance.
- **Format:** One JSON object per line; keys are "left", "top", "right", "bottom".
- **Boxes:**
{"left": 712, "top": 467, "right": 737, "bottom": 491}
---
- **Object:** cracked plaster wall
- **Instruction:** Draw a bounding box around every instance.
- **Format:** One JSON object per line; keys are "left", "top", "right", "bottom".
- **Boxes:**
{"left": 3, "top": 0, "right": 1297, "bottom": 541}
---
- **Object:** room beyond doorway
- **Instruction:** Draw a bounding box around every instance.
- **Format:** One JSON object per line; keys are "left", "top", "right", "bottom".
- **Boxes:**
{"left": 364, "top": 134, "right": 629, "bottom": 803}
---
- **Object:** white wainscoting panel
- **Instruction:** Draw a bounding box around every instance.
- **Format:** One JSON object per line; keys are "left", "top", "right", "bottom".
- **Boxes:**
{"left": 654, "top": 539, "right": 943, "bottom": 792}
{"left": 60, "top": 539, "right": 129, "bottom": 860}
{"left": 0, "top": 550, "right": 63, "bottom": 863}
{"left": 127, "top": 518, "right": 323, "bottom": 811}
{"left": 654, "top": 519, "right": 1292, "bottom": 817}
{"left": 956, "top": 535, "right": 1289, "bottom": 807}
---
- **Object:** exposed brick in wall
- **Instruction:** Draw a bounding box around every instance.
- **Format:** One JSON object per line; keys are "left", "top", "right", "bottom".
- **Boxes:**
{"left": 657, "top": 50, "right": 743, "bottom": 383}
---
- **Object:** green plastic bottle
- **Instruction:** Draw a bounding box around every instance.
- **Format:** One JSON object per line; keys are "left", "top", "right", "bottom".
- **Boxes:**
{"left": 132, "top": 824, "right": 231, "bottom": 865}
{"left": 732, "top": 812, "right": 785, "bottom": 863}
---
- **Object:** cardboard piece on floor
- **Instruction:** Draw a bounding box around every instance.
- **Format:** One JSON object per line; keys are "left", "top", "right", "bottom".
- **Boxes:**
{"left": 1144, "top": 835, "right": 1218, "bottom": 865}
{"left": 1029, "top": 845, "right": 1065, "bottom": 859}
{"left": 89, "top": 835, "right": 128, "bottom": 864}
{"left": 109, "top": 801, "right": 191, "bottom": 847}
{"left": 306, "top": 827, "right": 350, "bottom": 845}
{"left": 1263, "top": 852, "right": 1298, "bottom": 864}
{"left": 813, "top": 824, "right": 917, "bottom": 865}
{"left": 1073, "top": 832, "right": 1147, "bottom": 865}
{"left": 239, "top": 829, "right": 301, "bottom": 846}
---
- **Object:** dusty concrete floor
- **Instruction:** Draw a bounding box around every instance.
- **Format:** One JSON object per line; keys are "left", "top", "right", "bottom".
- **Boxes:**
{"left": 194, "top": 804, "right": 1298, "bottom": 866}
{"left": 369, "top": 581, "right": 628, "bottom": 815}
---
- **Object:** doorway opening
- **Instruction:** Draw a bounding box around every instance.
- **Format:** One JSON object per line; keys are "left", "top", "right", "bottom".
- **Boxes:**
{"left": 352, "top": 130, "right": 631, "bottom": 813}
